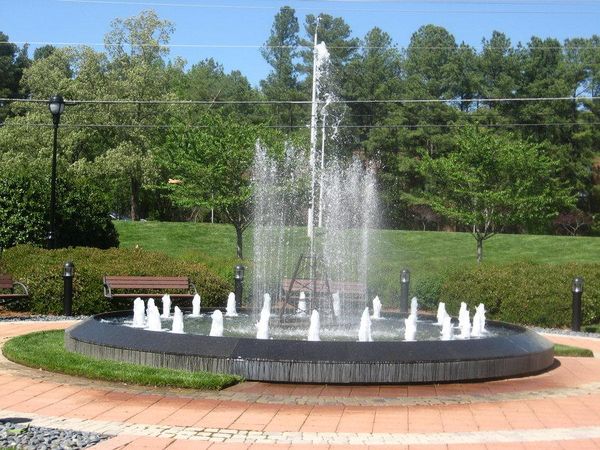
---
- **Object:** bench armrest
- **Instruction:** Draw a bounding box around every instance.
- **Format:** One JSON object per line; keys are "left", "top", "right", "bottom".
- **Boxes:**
{"left": 189, "top": 280, "right": 198, "bottom": 295}
{"left": 13, "top": 281, "right": 28, "bottom": 297}
{"left": 103, "top": 281, "right": 112, "bottom": 299}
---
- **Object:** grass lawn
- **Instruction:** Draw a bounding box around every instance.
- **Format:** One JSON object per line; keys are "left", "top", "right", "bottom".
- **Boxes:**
{"left": 553, "top": 343, "right": 594, "bottom": 357}
{"left": 2, "top": 330, "right": 241, "bottom": 390}
{"left": 115, "top": 220, "right": 600, "bottom": 301}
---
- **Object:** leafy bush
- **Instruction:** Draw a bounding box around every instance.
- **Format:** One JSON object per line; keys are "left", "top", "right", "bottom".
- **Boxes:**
{"left": 438, "top": 261, "right": 600, "bottom": 328}
{"left": 0, "top": 245, "right": 230, "bottom": 315}
{"left": 0, "top": 168, "right": 118, "bottom": 249}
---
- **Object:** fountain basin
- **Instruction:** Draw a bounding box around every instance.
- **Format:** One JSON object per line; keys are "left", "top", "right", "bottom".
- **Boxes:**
{"left": 65, "top": 310, "right": 554, "bottom": 384}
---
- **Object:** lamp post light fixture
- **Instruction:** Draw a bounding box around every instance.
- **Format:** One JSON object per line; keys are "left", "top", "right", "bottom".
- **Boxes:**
{"left": 48, "top": 95, "right": 66, "bottom": 249}
{"left": 63, "top": 261, "right": 75, "bottom": 316}
{"left": 234, "top": 264, "right": 245, "bottom": 308}
{"left": 400, "top": 269, "right": 410, "bottom": 314}
{"left": 571, "top": 277, "right": 584, "bottom": 332}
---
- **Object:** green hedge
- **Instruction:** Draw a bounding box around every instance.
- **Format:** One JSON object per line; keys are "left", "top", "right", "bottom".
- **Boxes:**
{"left": 0, "top": 245, "right": 230, "bottom": 315}
{"left": 436, "top": 261, "right": 600, "bottom": 328}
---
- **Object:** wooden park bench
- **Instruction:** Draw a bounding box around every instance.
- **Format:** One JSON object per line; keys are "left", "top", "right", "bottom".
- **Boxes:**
{"left": 103, "top": 276, "right": 197, "bottom": 301}
{"left": 279, "top": 277, "right": 367, "bottom": 315}
{"left": 0, "top": 274, "right": 29, "bottom": 305}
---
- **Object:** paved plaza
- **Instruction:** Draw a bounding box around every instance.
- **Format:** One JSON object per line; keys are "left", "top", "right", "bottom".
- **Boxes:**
{"left": 2, "top": 321, "right": 600, "bottom": 449}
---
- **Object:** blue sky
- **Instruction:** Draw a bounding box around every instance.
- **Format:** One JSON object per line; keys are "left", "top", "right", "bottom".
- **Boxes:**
{"left": 3, "top": 0, "right": 600, "bottom": 87}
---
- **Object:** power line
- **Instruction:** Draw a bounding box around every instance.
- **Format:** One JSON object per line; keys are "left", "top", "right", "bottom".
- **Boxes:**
{"left": 58, "top": 0, "right": 600, "bottom": 14}
{"left": 2, "top": 96, "right": 598, "bottom": 105}
{"left": 3, "top": 40, "right": 599, "bottom": 51}
{"left": 2, "top": 121, "right": 598, "bottom": 129}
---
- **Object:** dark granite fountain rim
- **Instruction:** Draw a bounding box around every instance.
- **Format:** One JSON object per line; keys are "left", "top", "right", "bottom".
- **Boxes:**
{"left": 67, "top": 309, "right": 554, "bottom": 365}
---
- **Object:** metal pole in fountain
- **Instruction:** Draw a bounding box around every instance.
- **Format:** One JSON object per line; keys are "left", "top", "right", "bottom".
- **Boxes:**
{"left": 400, "top": 269, "right": 410, "bottom": 314}
{"left": 572, "top": 277, "right": 584, "bottom": 332}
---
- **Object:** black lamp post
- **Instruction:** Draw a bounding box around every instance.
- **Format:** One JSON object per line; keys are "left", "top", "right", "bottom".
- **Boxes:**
{"left": 234, "top": 265, "right": 245, "bottom": 309}
{"left": 400, "top": 269, "right": 410, "bottom": 314}
{"left": 572, "top": 277, "right": 584, "bottom": 332}
{"left": 48, "top": 95, "right": 65, "bottom": 249}
{"left": 63, "top": 261, "right": 75, "bottom": 316}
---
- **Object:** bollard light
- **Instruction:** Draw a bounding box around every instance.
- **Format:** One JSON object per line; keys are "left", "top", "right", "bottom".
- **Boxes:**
{"left": 47, "top": 94, "right": 66, "bottom": 249}
{"left": 571, "top": 277, "right": 583, "bottom": 331}
{"left": 63, "top": 261, "right": 74, "bottom": 316}
{"left": 235, "top": 265, "right": 245, "bottom": 281}
{"left": 400, "top": 269, "right": 410, "bottom": 314}
{"left": 234, "top": 265, "right": 245, "bottom": 308}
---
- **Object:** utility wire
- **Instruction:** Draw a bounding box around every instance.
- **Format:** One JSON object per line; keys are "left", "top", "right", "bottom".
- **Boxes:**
{"left": 2, "top": 96, "right": 598, "bottom": 105}
{"left": 2, "top": 122, "right": 598, "bottom": 129}
{"left": 57, "top": 0, "right": 600, "bottom": 14}
{"left": 3, "top": 40, "right": 599, "bottom": 51}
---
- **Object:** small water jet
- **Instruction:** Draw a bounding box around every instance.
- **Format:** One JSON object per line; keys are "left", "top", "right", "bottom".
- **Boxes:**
{"left": 225, "top": 293, "right": 238, "bottom": 317}
{"left": 436, "top": 302, "right": 448, "bottom": 325}
{"left": 131, "top": 297, "right": 146, "bottom": 328}
{"left": 308, "top": 310, "right": 320, "bottom": 341}
{"left": 171, "top": 306, "right": 184, "bottom": 334}
{"left": 256, "top": 307, "right": 270, "bottom": 340}
{"left": 161, "top": 294, "right": 171, "bottom": 318}
{"left": 358, "top": 307, "right": 373, "bottom": 342}
{"left": 209, "top": 310, "right": 224, "bottom": 337}
{"left": 372, "top": 296, "right": 382, "bottom": 319}
{"left": 190, "top": 293, "right": 201, "bottom": 317}
{"left": 410, "top": 297, "right": 418, "bottom": 317}
{"left": 404, "top": 313, "right": 417, "bottom": 341}
{"left": 146, "top": 303, "right": 162, "bottom": 332}
{"left": 441, "top": 316, "right": 454, "bottom": 341}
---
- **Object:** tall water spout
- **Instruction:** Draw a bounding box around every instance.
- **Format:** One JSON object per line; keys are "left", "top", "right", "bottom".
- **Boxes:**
{"left": 308, "top": 310, "right": 320, "bottom": 341}
{"left": 477, "top": 303, "right": 487, "bottom": 332}
{"left": 210, "top": 310, "right": 224, "bottom": 337}
{"left": 358, "top": 307, "right": 373, "bottom": 342}
{"left": 225, "top": 292, "right": 238, "bottom": 317}
{"left": 190, "top": 293, "right": 201, "bottom": 317}
{"left": 297, "top": 291, "right": 307, "bottom": 317}
{"left": 161, "top": 294, "right": 171, "bottom": 318}
{"left": 171, "top": 306, "right": 184, "bottom": 334}
{"left": 132, "top": 297, "right": 146, "bottom": 328}
{"left": 371, "top": 296, "right": 382, "bottom": 319}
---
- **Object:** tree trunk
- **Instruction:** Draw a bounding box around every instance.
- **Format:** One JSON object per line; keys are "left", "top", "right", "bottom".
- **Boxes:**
{"left": 130, "top": 176, "right": 140, "bottom": 221}
{"left": 235, "top": 224, "right": 244, "bottom": 259}
{"left": 476, "top": 238, "right": 483, "bottom": 264}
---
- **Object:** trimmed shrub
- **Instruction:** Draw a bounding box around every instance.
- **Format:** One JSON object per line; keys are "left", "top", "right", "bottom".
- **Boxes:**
{"left": 0, "top": 245, "right": 230, "bottom": 315}
{"left": 438, "top": 261, "right": 600, "bottom": 328}
{"left": 0, "top": 169, "right": 118, "bottom": 250}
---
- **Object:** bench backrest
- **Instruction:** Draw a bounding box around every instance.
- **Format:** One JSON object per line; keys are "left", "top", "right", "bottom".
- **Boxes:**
{"left": 282, "top": 278, "right": 366, "bottom": 295}
{"left": 104, "top": 276, "right": 190, "bottom": 290}
{"left": 0, "top": 274, "right": 14, "bottom": 290}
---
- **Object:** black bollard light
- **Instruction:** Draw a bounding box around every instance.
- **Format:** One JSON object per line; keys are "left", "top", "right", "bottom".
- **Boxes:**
{"left": 234, "top": 265, "right": 245, "bottom": 309}
{"left": 63, "top": 261, "right": 74, "bottom": 316}
{"left": 571, "top": 277, "right": 584, "bottom": 332}
{"left": 400, "top": 269, "right": 410, "bottom": 314}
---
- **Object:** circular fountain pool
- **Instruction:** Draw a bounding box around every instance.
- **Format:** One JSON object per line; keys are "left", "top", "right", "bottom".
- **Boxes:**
{"left": 65, "top": 309, "right": 555, "bottom": 384}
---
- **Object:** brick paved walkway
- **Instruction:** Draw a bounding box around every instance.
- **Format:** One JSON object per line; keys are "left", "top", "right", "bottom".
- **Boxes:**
{"left": 2, "top": 321, "right": 600, "bottom": 449}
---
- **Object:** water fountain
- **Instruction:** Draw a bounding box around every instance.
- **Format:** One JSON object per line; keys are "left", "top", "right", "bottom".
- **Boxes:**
{"left": 161, "top": 294, "right": 171, "bottom": 318}
{"left": 209, "top": 310, "right": 223, "bottom": 337}
{"left": 131, "top": 298, "right": 146, "bottom": 328}
{"left": 66, "top": 33, "right": 554, "bottom": 384}
{"left": 171, "top": 306, "right": 184, "bottom": 334}
{"left": 371, "top": 296, "right": 382, "bottom": 319}
{"left": 190, "top": 293, "right": 201, "bottom": 317}
{"left": 225, "top": 293, "right": 237, "bottom": 317}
